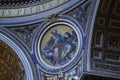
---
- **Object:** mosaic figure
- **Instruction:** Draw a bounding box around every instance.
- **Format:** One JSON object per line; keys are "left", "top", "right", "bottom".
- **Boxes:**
{"left": 41, "top": 28, "right": 78, "bottom": 66}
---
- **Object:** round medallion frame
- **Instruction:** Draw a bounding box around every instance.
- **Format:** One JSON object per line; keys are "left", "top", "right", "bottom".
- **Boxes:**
{"left": 35, "top": 16, "right": 84, "bottom": 74}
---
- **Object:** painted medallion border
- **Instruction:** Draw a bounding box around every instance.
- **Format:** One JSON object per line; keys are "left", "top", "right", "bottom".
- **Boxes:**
{"left": 34, "top": 16, "right": 84, "bottom": 74}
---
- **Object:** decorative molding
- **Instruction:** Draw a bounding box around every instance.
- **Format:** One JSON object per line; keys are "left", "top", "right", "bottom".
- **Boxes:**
{"left": 97, "top": 17, "right": 105, "bottom": 26}
{"left": 94, "top": 30, "right": 103, "bottom": 47}
{"left": 93, "top": 62, "right": 120, "bottom": 74}
{"left": 100, "top": 0, "right": 111, "bottom": 14}
{"left": 0, "top": 0, "right": 69, "bottom": 17}
{"left": 105, "top": 53, "right": 120, "bottom": 62}
{"left": 83, "top": 0, "right": 100, "bottom": 72}
{"left": 46, "top": 13, "right": 61, "bottom": 22}
{"left": 0, "top": 0, "right": 85, "bottom": 26}
{"left": 93, "top": 51, "right": 102, "bottom": 59}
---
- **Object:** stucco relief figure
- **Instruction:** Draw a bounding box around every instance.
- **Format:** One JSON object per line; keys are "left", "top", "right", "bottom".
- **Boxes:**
{"left": 41, "top": 28, "right": 78, "bottom": 66}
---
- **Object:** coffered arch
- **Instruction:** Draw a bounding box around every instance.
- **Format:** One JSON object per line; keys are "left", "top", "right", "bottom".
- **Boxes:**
{"left": 0, "top": 33, "right": 34, "bottom": 80}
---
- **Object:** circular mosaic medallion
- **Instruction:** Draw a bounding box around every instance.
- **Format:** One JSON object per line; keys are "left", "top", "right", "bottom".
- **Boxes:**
{"left": 36, "top": 17, "right": 83, "bottom": 74}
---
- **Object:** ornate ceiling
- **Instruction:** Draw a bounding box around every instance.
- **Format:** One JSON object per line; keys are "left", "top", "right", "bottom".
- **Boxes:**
{"left": 0, "top": 40, "right": 26, "bottom": 80}
{"left": 2, "top": 0, "right": 119, "bottom": 80}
